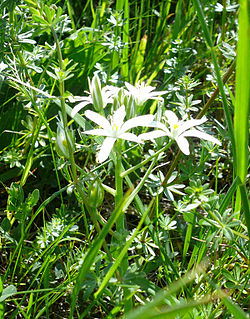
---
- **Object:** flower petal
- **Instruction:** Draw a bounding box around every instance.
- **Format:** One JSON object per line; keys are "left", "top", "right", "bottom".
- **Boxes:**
{"left": 112, "top": 105, "right": 126, "bottom": 128}
{"left": 71, "top": 100, "right": 91, "bottom": 117}
{"left": 178, "top": 117, "right": 207, "bottom": 135}
{"left": 68, "top": 95, "right": 90, "bottom": 103}
{"left": 139, "top": 130, "right": 169, "bottom": 141}
{"left": 83, "top": 129, "right": 112, "bottom": 137}
{"left": 119, "top": 132, "right": 142, "bottom": 143}
{"left": 97, "top": 137, "right": 116, "bottom": 163}
{"left": 148, "top": 90, "right": 168, "bottom": 97}
{"left": 182, "top": 129, "right": 221, "bottom": 145}
{"left": 121, "top": 115, "right": 155, "bottom": 132}
{"left": 164, "top": 110, "right": 179, "bottom": 126}
{"left": 125, "top": 82, "right": 137, "bottom": 94}
{"left": 85, "top": 110, "right": 110, "bottom": 129}
{"left": 175, "top": 135, "right": 190, "bottom": 155}
{"left": 153, "top": 121, "right": 171, "bottom": 133}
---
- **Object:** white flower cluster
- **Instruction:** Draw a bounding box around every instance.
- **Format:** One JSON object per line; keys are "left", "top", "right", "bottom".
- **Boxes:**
{"left": 70, "top": 75, "right": 221, "bottom": 163}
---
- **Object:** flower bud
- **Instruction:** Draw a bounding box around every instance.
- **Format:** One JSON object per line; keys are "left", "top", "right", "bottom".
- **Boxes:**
{"left": 88, "top": 179, "right": 104, "bottom": 208}
{"left": 125, "top": 94, "right": 136, "bottom": 119}
{"left": 56, "top": 120, "right": 74, "bottom": 159}
{"left": 89, "top": 74, "right": 103, "bottom": 112}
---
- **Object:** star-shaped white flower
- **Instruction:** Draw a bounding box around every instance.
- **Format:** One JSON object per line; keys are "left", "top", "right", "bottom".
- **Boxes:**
{"left": 83, "top": 105, "right": 155, "bottom": 162}
{"left": 125, "top": 81, "right": 167, "bottom": 106}
{"left": 70, "top": 75, "right": 120, "bottom": 117}
{"left": 139, "top": 110, "right": 221, "bottom": 155}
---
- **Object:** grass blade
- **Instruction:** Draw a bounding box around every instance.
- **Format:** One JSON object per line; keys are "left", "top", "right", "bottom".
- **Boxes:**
{"left": 234, "top": 0, "right": 250, "bottom": 216}
{"left": 192, "top": 0, "right": 236, "bottom": 161}
{"left": 222, "top": 296, "right": 249, "bottom": 319}
{"left": 219, "top": 176, "right": 241, "bottom": 215}
{"left": 69, "top": 188, "right": 132, "bottom": 319}
{"left": 94, "top": 201, "right": 153, "bottom": 299}
{"left": 121, "top": 0, "right": 129, "bottom": 79}
{"left": 0, "top": 277, "right": 4, "bottom": 319}
{"left": 124, "top": 262, "right": 208, "bottom": 319}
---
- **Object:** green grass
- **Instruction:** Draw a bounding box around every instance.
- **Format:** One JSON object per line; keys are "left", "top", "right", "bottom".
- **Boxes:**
{"left": 0, "top": 0, "right": 249, "bottom": 318}
{"left": 234, "top": 0, "right": 250, "bottom": 229}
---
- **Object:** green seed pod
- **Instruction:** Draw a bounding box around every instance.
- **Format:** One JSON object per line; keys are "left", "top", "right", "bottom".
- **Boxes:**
{"left": 88, "top": 180, "right": 104, "bottom": 208}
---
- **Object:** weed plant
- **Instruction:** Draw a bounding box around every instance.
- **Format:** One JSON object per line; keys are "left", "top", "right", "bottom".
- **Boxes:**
{"left": 0, "top": 0, "right": 249, "bottom": 318}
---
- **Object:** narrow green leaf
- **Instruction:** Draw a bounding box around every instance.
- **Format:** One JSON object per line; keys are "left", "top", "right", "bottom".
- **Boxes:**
{"left": 239, "top": 184, "right": 250, "bottom": 240}
{"left": 94, "top": 201, "right": 153, "bottom": 299}
{"left": 0, "top": 285, "right": 17, "bottom": 303}
{"left": 222, "top": 296, "right": 249, "bottom": 319}
{"left": 121, "top": 0, "right": 129, "bottom": 79}
{"left": 144, "top": 297, "right": 210, "bottom": 319}
{"left": 234, "top": 0, "right": 250, "bottom": 215}
{"left": 219, "top": 176, "right": 241, "bottom": 214}
{"left": 125, "top": 262, "right": 208, "bottom": 319}
{"left": 69, "top": 189, "right": 132, "bottom": 319}
{"left": 183, "top": 212, "right": 196, "bottom": 261}
{"left": 192, "top": 0, "right": 236, "bottom": 161}
{"left": 0, "top": 277, "right": 4, "bottom": 319}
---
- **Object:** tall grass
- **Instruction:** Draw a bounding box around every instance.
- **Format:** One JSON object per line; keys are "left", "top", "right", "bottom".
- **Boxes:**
{"left": 0, "top": 0, "right": 249, "bottom": 318}
{"left": 234, "top": 0, "right": 250, "bottom": 231}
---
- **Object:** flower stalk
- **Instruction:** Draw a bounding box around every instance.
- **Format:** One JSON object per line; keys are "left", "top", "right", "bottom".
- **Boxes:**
{"left": 50, "top": 26, "right": 116, "bottom": 266}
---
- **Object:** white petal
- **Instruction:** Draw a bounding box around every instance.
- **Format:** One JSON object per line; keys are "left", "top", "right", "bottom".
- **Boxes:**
{"left": 125, "top": 82, "right": 137, "bottom": 94}
{"left": 148, "top": 90, "right": 168, "bottom": 97}
{"left": 71, "top": 101, "right": 91, "bottom": 117}
{"left": 121, "top": 115, "right": 154, "bottom": 132}
{"left": 175, "top": 136, "right": 190, "bottom": 155}
{"left": 182, "top": 129, "right": 221, "bottom": 145}
{"left": 68, "top": 95, "right": 90, "bottom": 103}
{"left": 112, "top": 105, "right": 126, "bottom": 128}
{"left": 153, "top": 121, "right": 171, "bottom": 133}
{"left": 178, "top": 117, "right": 207, "bottom": 135}
{"left": 164, "top": 110, "right": 179, "bottom": 126}
{"left": 141, "top": 86, "right": 155, "bottom": 94}
{"left": 83, "top": 129, "right": 111, "bottom": 137}
{"left": 88, "top": 77, "right": 92, "bottom": 91}
{"left": 85, "top": 110, "right": 110, "bottom": 129}
{"left": 139, "top": 130, "right": 169, "bottom": 141}
{"left": 97, "top": 137, "right": 116, "bottom": 163}
{"left": 119, "top": 132, "right": 142, "bottom": 143}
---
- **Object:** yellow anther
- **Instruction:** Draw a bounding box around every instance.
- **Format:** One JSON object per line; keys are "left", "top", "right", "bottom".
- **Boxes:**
{"left": 112, "top": 124, "right": 119, "bottom": 131}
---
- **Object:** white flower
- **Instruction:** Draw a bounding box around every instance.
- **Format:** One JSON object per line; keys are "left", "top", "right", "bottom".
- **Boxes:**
{"left": 70, "top": 75, "right": 120, "bottom": 117}
{"left": 139, "top": 110, "right": 221, "bottom": 155}
{"left": 83, "top": 105, "right": 155, "bottom": 163}
{"left": 125, "top": 81, "right": 167, "bottom": 106}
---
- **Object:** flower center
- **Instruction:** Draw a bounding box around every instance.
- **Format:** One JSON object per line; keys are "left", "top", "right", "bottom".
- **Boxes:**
{"left": 112, "top": 123, "right": 119, "bottom": 131}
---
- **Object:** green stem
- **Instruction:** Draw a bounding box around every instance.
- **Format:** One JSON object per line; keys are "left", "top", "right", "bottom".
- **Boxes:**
{"left": 50, "top": 27, "right": 78, "bottom": 182}
{"left": 115, "top": 139, "right": 124, "bottom": 228}
{"left": 122, "top": 153, "right": 160, "bottom": 213}
{"left": 50, "top": 26, "right": 115, "bottom": 264}
{"left": 121, "top": 141, "right": 173, "bottom": 178}
{"left": 114, "top": 139, "right": 131, "bottom": 310}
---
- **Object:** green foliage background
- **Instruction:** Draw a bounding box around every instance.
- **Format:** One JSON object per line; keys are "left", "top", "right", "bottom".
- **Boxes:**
{"left": 0, "top": 0, "right": 249, "bottom": 318}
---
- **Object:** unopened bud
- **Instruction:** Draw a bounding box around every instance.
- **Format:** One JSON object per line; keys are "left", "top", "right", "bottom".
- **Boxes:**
{"left": 56, "top": 121, "right": 74, "bottom": 159}
{"left": 88, "top": 179, "right": 104, "bottom": 208}
{"left": 90, "top": 74, "right": 104, "bottom": 112}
